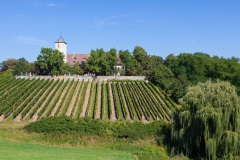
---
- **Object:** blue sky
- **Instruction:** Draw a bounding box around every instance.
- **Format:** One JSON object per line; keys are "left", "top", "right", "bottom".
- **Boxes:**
{"left": 0, "top": 0, "right": 239, "bottom": 62}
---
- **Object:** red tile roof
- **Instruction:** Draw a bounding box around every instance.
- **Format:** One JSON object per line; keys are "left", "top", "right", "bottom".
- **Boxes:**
{"left": 67, "top": 53, "right": 122, "bottom": 66}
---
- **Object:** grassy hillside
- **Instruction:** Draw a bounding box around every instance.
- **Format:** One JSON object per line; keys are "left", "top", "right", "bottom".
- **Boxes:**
{"left": 0, "top": 77, "right": 177, "bottom": 122}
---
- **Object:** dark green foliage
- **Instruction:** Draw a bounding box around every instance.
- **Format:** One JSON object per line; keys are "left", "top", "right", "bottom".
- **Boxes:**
{"left": 85, "top": 48, "right": 117, "bottom": 75}
{"left": 171, "top": 80, "right": 240, "bottom": 159}
{"left": 26, "top": 116, "right": 169, "bottom": 139}
{"left": 36, "top": 48, "right": 64, "bottom": 75}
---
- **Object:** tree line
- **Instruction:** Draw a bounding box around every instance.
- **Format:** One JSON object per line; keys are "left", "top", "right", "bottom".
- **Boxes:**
{"left": 1, "top": 46, "right": 240, "bottom": 102}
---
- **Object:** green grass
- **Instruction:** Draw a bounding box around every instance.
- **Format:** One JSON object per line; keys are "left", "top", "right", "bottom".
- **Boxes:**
{"left": 0, "top": 121, "right": 188, "bottom": 160}
{"left": 0, "top": 139, "right": 135, "bottom": 160}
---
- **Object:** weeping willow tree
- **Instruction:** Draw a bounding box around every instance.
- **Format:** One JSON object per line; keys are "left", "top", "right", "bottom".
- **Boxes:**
{"left": 171, "top": 80, "right": 240, "bottom": 159}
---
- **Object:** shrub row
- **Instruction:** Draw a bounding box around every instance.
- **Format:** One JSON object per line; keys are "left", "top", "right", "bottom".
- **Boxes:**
{"left": 26, "top": 116, "right": 170, "bottom": 140}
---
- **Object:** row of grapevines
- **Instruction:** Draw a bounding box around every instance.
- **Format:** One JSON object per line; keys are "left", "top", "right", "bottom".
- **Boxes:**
{"left": 125, "top": 82, "right": 142, "bottom": 120}
{"left": 0, "top": 78, "right": 36, "bottom": 114}
{"left": 93, "top": 80, "right": 99, "bottom": 119}
{"left": 144, "top": 82, "right": 171, "bottom": 121}
{"left": 76, "top": 80, "right": 89, "bottom": 118}
{"left": 70, "top": 80, "right": 84, "bottom": 117}
{"left": 12, "top": 79, "right": 48, "bottom": 118}
{"left": 54, "top": 79, "right": 74, "bottom": 116}
{"left": 2, "top": 78, "right": 42, "bottom": 117}
{"left": 25, "top": 79, "right": 55, "bottom": 119}
{"left": 75, "top": 80, "right": 89, "bottom": 118}
{"left": 44, "top": 79, "right": 68, "bottom": 117}
{"left": 85, "top": 80, "right": 96, "bottom": 117}
{"left": 101, "top": 81, "right": 107, "bottom": 119}
{"left": 60, "top": 80, "right": 79, "bottom": 116}
{"left": 116, "top": 82, "right": 128, "bottom": 119}
{"left": 149, "top": 82, "right": 176, "bottom": 110}
{"left": 120, "top": 82, "right": 137, "bottom": 120}
{"left": 0, "top": 77, "right": 10, "bottom": 84}
{"left": 128, "top": 82, "right": 149, "bottom": 121}
{"left": 147, "top": 82, "right": 173, "bottom": 113}
{"left": 106, "top": 81, "right": 112, "bottom": 119}
{"left": 37, "top": 79, "right": 61, "bottom": 118}
{"left": 111, "top": 82, "right": 122, "bottom": 119}
{"left": 138, "top": 81, "right": 164, "bottom": 119}
{"left": 0, "top": 78, "right": 18, "bottom": 95}
{"left": 0, "top": 79, "right": 29, "bottom": 106}
{"left": 134, "top": 82, "right": 157, "bottom": 120}
{"left": 21, "top": 79, "right": 51, "bottom": 119}
{"left": 28, "top": 79, "right": 55, "bottom": 119}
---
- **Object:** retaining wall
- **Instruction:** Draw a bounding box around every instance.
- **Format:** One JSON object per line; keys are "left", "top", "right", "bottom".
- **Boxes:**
{"left": 15, "top": 76, "right": 147, "bottom": 81}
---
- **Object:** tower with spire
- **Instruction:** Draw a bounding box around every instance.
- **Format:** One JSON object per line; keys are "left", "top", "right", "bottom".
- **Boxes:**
{"left": 55, "top": 35, "right": 67, "bottom": 63}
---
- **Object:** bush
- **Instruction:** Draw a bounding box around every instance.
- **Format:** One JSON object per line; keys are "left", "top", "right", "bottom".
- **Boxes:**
{"left": 26, "top": 116, "right": 170, "bottom": 140}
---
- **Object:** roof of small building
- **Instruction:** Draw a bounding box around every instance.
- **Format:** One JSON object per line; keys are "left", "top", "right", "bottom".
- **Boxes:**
{"left": 67, "top": 54, "right": 90, "bottom": 66}
{"left": 67, "top": 53, "right": 122, "bottom": 66}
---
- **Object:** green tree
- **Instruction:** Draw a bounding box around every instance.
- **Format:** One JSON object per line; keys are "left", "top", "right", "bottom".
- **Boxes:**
{"left": 86, "top": 48, "right": 117, "bottom": 75}
{"left": 61, "top": 62, "right": 74, "bottom": 75}
{"left": 171, "top": 80, "right": 240, "bottom": 159}
{"left": 85, "top": 49, "right": 103, "bottom": 75}
{"left": 149, "top": 64, "right": 176, "bottom": 94}
{"left": 73, "top": 62, "right": 83, "bottom": 75}
{"left": 132, "top": 46, "right": 150, "bottom": 75}
{"left": 14, "top": 58, "right": 30, "bottom": 75}
{"left": 3, "top": 58, "right": 18, "bottom": 70}
{"left": 36, "top": 48, "right": 65, "bottom": 75}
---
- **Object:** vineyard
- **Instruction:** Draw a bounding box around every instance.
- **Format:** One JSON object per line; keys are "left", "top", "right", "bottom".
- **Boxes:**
{"left": 0, "top": 77, "right": 177, "bottom": 122}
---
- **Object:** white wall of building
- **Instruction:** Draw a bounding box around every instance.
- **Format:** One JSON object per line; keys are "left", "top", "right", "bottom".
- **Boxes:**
{"left": 55, "top": 42, "right": 67, "bottom": 63}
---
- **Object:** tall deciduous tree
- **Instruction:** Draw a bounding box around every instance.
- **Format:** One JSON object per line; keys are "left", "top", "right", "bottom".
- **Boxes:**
{"left": 171, "top": 80, "right": 240, "bottom": 159}
{"left": 73, "top": 62, "right": 83, "bottom": 75}
{"left": 86, "top": 48, "right": 117, "bottom": 75}
{"left": 3, "top": 58, "right": 18, "bottom": 70}
{"left": 14, "top": 58, "right": 30, "bottom": 75}
{"left": 36, "top": 48, "right": 64, "bottom": 75}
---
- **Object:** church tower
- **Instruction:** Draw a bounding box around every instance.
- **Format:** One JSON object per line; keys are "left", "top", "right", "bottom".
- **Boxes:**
{"left": 55, "top": 35, "right": 67, "bottom": 63}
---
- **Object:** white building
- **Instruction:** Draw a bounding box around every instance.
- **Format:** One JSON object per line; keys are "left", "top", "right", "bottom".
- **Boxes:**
{"left": 55, "top": 36, "right": 67, "bottom": 63}
{"left": 54, "top": 36, "right": 123, "bottom": 73}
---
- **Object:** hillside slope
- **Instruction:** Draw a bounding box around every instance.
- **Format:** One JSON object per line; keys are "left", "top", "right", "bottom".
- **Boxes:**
{"left": 0, "top": 78, "right": 177, "bottom": 122}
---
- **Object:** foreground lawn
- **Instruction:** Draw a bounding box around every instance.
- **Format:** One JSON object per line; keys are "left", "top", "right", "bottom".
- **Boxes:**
{"left": 0, "top": 139, "right": 135, "bottom": 160}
